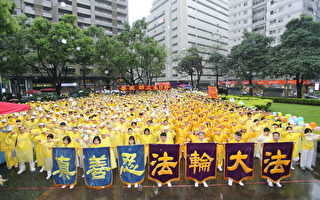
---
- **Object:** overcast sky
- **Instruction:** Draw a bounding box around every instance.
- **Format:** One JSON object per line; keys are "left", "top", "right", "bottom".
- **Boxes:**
{"left": 128, "top": 0, "right": 152, "bottom": 24}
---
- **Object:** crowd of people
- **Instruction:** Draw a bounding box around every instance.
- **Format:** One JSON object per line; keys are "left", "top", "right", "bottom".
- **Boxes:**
{"left": 0, "top": 90, "right": 319, "bottom": 188}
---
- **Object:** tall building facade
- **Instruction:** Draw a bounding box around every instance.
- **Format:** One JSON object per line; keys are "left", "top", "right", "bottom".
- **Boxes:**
{"left": 146, "top": 0, "right": 229, "bottom": 84}
{"left": 13, "top": 0, "right": 128, "bottom": 35}
{"left": 229, "top": 0, "right": 320, "bottom": 48}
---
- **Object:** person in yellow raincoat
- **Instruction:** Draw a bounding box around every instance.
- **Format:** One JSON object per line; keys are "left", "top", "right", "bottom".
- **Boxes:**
{"left": 300, "top": 128, "right": 320, "bottom": 171}
{"left": 283, "top": 126, "right": 303, "bottom": 170}
{"left": 11, "top": 126, "right": 35, "bottom": 174}
{"left": 0, "top": 126, "right": 18, "bottom": 169}
{"left": 266, "top": 132, "right": 283, "bottom": 188}
{"left": 156, "top": 132, "right": 174, "bottom": 188}
{"left": 212, "top": 130, "right": 226, "bottom": 172}
{"left": 191, "top": 131, "right": 210, "bottom": 188}
{"left": 32, "top": 123, "right": 49, "bottom": 171}
{"left": 39, "top": 134, "right": 58, "bottom": 179}
{"left": 227, "top": 132, "right": 245, "bottom": 187}
{"left": 60, "top": 136, "right": 76, "bottom": 189}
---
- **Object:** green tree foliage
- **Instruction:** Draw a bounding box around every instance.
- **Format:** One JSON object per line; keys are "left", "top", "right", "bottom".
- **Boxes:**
{"left": 0, "top": 15, "right": 29, "bottom": 94}
{"left": 272, "top": 15, "right": 320, "bottom": 98}
{"left": 177, "top": 46, "right": 210, "bottom": 89}
{"left": 176, "top": 55, "right": 196, "bottom": 87}
{"left": 208, "top": 51, "right": 226, "bottom": 89}
{"left": 0, "top": 0, "right": 19, "bottom": 35}
{"left": 96, "top": 19, "right": 166, "bottom": 85}
{"left": 22, "top": 15, "right": 94, "bottom": 95}
{"left": 227, "top": 32, "right": 273, "bottom": 95}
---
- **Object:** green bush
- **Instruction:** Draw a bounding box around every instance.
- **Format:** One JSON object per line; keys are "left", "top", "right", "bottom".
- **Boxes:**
{"left": 221, "top": 95, "right": 273, "bottom": 110}
{"left": 259, "top": 96, "right": 320, "bottom": 106}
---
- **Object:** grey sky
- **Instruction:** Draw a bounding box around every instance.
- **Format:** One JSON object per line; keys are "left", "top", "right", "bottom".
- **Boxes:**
{"left": 128, "top": 0, "right": 152, "bottom": 24}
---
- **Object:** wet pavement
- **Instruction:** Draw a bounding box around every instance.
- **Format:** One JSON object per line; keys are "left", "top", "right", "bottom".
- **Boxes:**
{"left": 0, "top": 155, "right": 320, "bottom": 200}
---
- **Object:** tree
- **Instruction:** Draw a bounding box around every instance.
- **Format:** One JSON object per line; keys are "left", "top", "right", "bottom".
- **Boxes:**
{"left": 96, "top": 18, "right": 166, "bottom": 85}
{"left": 272, "top": 15, "right": 320, "bottom": 98}
{"left": 208, "top": 52, "right": 226, "bottom": 89}
{"left": 0, "top": 15, "right": 29, "bottom": 94}
{"left": 74, "top": 33, "right": 95, "bottom": 88}
{"left": 20, "top": 15, "right": 92, "bottom": 95}
{"left": 134, "top": 36, "right": 166, "bottom": 84}
{"left": 177, "top": 46, "right": 209, "bottom": 89}
{"left": 176, "top": 55, "right": 196, "bottom": 87}
{"left": 0, "top": 0, "right": 19, "bottom": 35}
{"left": 227, "top": 32, "right": 273, "bottom": 95}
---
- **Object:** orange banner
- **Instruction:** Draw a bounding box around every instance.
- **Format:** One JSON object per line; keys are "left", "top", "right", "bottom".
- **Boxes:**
{"left": 208, "top": 86, "right": 218, "bottom": 98}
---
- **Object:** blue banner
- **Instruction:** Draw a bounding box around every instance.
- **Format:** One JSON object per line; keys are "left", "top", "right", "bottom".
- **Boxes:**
{"left": 117, "top": 145, "right": 145, "bottom": 184}
{"left": 52, "top": 147, "right": 77, "bottom": 186}
{"left": 83, "top": 147, "right": 112, "bottom": 188}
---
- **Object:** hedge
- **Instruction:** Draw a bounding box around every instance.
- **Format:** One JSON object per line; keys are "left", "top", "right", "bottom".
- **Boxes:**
{"left": 259, "top": 96, "right": 320, "bottom": 106}
{"left": 221, "top": 95, "right": 273, "bottom": 110}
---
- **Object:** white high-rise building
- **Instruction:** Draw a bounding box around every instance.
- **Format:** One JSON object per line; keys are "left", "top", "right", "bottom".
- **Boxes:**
{"left": 229, "top": 0, "right": 320, "bottom": 48}
{"left": 146, "top": 0, "right": 229, "bottom": 84}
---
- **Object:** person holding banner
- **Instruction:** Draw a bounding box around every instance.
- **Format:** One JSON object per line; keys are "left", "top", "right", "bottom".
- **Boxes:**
{"left": 300, "top": 128, "right": 320, "bottom": 171}
{"left": 155, "top": 132, "right": 175, "bottom": 187}
{"left": 256, "top": 128, "right": 272, "bottom": 159}
{"left": 59, "top": 136, "right": 76, "bottom": 189}
{"left": 227, "top": 132, "right": 246, "bottom": 187}
{"left": 11, "top": 126, "right": 36, "bottom": 174}
{"left": 90, "top": 136, "right": 104, "bottom": 147}
{"left": 39, "top": 134, "right": 57, "bottom": 179}
{"left": 266, "top": 132, "right": 284, "bottom": 188}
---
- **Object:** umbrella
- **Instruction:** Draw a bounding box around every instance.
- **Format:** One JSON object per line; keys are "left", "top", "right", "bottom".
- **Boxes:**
{"left": 26, "top": 90, "right": 41, "bottom": 94}
{"left": 178, "top": 84, "right": 192, "bottom": 89}
{"left": 0, "top": 101, "right": 31, "bottom": 115}
{"left": 40, "top": 88, "right": 56, "bottom": 92}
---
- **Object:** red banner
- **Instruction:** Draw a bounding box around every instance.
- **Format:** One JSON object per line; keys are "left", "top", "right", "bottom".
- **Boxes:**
{"left": 119, "top": 85, "right": 172, "bottom": 92}
{"left": 218, "top": 80, "right": 312, "bottom": 86}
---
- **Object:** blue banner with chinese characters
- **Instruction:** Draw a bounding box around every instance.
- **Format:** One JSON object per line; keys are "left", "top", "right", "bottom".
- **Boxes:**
{"left": 185, "top": 143, "right": 217, "bottom": 183}
{"left": 262, "top": 142, "right": 293, "bottom": 183}
{"left": 52, "top": 147, "right": 77, "bottom": 186}
{"left": 224, "top": 143, "right": 254, "bottom": 183}
{"left": 83, "top": 147, "right": 112, "bottom": 188}
{"left": 148, "top": 144, "right": 180, "bottom": 184}
{"left": 117, "top": 145, "right": 145, "bottom": 184}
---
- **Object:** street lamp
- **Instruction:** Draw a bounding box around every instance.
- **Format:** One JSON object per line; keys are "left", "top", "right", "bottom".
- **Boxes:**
{"left": 60, "top": 1, "right": 66, "bottom": 7}
{"left": 61, "top": 38, "right": 67, "bottom": 44}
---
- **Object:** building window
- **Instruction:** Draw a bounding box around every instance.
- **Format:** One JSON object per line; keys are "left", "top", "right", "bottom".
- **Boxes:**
{"left": 269, "top": 30, "right": 276, "bottom": 34}
{"left": 243, "top": 19, "right": 247, "bottom": 24}
{"left": 270, "top": 19, "right": 277, "bottom": 25}
{"left": 172, "top": 43, "right": 178, "bottom": 47}
{"left": 172, "top": 27, "right": 178, "bottom": 31}
{"left": 279, "top": 7, "right": 284, "bottom": 12}
{"left": 278, "top": 17, "right": 284, "bottom": 23}
{"left": 172, "top": 17, "right": 177, "bottom": 22}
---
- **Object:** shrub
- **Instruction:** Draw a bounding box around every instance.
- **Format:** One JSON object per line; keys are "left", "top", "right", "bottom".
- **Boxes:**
{"left": 259, "top": 96, "right": 320, "bottom": 106}
{"left": 221, "top": 95, "right": 273, "bottom": 110}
